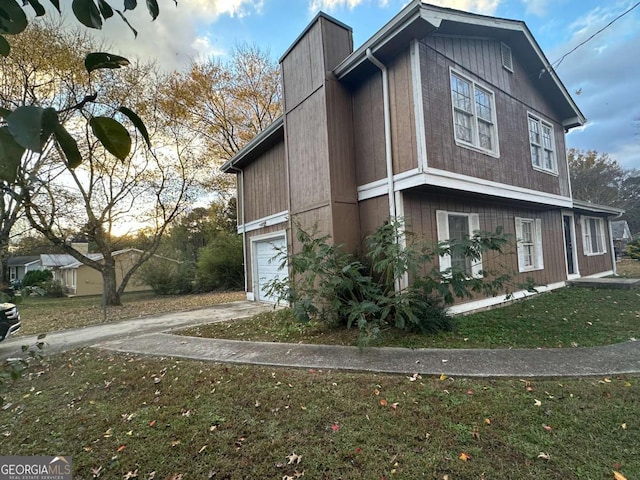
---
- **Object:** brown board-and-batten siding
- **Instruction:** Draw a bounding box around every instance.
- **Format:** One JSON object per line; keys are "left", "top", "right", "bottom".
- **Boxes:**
{"left": 418, "top": 35, "right": 571, "bottom": 198}
{"left": 402, "top": 189, "right": 568, "bottom": 301}
{"left": 241, "top": 140, "right": 287, "bottom": 224}
{"left": 574, "top": 217, "right": 614, "bottom": 276}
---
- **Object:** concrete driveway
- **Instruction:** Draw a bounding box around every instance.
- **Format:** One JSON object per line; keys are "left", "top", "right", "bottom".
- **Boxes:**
{"left": 0, "top": 301, "right": 272, "bottom": 361}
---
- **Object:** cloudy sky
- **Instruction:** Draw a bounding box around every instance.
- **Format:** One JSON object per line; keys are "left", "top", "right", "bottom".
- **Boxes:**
{"left": 56, "top": 0, "right": 640, "bottom": 170}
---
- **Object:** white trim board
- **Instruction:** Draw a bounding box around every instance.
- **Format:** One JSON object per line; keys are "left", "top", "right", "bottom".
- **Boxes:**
{"left": 238, "top": 210, "right": 289, "bottom": 234}
{"left": 357, "top": 168, "right": 573, "bottom": 208}
{"left": 447, "top": 281, "right": 566, "bottom": 315}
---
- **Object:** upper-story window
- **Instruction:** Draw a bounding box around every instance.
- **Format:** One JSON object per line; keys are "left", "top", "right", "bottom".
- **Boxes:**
{"left": 450, "top": 69, "right": 499, "bottom": 157}
{"left": 528, "top": 114, "right": 556, "bottom": 174}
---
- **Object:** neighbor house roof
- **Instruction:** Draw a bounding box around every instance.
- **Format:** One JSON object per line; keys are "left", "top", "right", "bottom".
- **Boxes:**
{"left": 40, "top": 254, "right": 78, "bottom": 268}
{"left": 7, "top": 255, "right": 40, "bottom": 267}
{"left": 611, "top": 220, "right": 632, "bottom": 240}
{"left": 59, "top": 248, "right": 180, "bottom": 270}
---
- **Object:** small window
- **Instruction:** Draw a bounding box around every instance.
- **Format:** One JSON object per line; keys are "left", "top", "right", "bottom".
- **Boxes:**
{"left": 515, "top": 217, "right": 544, "bottom": 272}
{"left": 528, "top": 114, "right": 556, "bottom": 173}
{"left": 450, "top": 69, "right": 499, "bottom": 157}
{"left": 582, "top": 216, "right": 607, "bottom": 255}
{"left": 501, "top": 42, "right": 513, "bottom": 72}
{"left": 436, "top": 210, "right": 483, "bottom": 278}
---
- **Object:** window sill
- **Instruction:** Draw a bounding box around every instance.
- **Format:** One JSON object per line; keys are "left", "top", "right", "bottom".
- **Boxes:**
{"left": 532, "top": 165, "right": 559, "bottom": 176}
{"left": 584, "top": 252, "right": 607, "bottom": 257}
{"left": 454, "top": 139, "right": 500, "bottom": 159}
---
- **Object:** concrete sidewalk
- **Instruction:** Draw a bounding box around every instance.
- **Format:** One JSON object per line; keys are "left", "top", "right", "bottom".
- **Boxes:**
{"left": 97, "top": 332, "right": 640, "bottom": 378}
{"left": 3, "top": 300, "right": 639, "bottom": 378}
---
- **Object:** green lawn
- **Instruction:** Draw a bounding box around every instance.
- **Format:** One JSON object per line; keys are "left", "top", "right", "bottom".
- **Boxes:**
{"left": 179, "top": 286, "right": 640, "bottom": 349}
{"left": 1, "top": 350, "right": 637, "bottom": 479}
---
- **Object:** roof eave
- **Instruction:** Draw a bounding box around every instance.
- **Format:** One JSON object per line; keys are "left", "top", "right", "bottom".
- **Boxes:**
{"left": 573, "top": 200, "right": 624, "bottom": 216}
{"left": 220, "top": 116, "right": 284, "bottom": 173}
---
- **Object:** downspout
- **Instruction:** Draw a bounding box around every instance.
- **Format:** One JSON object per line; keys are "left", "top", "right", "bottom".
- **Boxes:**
{"left": 367, "top": 48, "right": 404, "bottom": 293}
{"left": 228, "top": 166, "right": 248, "bottom": 294}
{"left": 609, "top": 211, "right": 624, "bottom": 276}
{"left": 366, "top": 48, "right": 396, "bottom": 220}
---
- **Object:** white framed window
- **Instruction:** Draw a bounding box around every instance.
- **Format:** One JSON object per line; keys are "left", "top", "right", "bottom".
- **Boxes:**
{"left": 515, "top": 217, "right": 544, "bottom": 272}
{"left": 436, "top": 210, "right": 483, "bottom": 278}
{"left": 528, "top": 113, "right": 556, "bottom": 173}
{"left": 9, "top": 267, "right": 17, "bottom": 281}
{"left": 581, "top": 216, "right": 607, "bottom": 255}
{"left": 450, "top": 69, "right": 499, "bottom": 157}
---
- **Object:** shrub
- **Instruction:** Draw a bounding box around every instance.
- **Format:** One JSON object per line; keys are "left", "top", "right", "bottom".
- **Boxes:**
{"left": 42, "top": 280, "right": 65, "bottom": 298}
{"left": 139, "top": 260, "right": 194, "bottom": 295}
{"left": 196, "top": 233, "right": 244, "bottom": 291}
{"left": 22, "top": 269, "right": 53, "bottom": 287}
{"left": 266, "top": 220, "right": 512, "bottom": 348}
{"left": 626, "top": 238, "right": 640, "bottom": 260}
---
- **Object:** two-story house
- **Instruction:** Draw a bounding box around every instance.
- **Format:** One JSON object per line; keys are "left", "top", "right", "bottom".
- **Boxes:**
{"left": 221, "top": 1, "right": 622, "bottom": 313}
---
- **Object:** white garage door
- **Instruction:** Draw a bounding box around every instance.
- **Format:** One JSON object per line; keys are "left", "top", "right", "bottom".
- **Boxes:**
{"left": 254, "top": 236, "right": 287, "bottom": 303}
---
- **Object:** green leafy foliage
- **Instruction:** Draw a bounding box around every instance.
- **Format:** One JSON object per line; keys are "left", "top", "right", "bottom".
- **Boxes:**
{"left": 84, "top": 52, "right": 130, "bottom": 72}
{"left": 0, "top": 334, "right": 46, "bottom": 407}
{"left": 22, "top": 269, "right": 53, "bottom": 287}
{"left": 139, "top": 259, "right": 195, "bottom": 295}
{"left": 89, "top": 116, "right": 132, "bottom": 160}
{"left": 0, "top": 0, "right": 168, "bottom": 182}
{"left": 0, "top": 35, "right": 9, "bottom": 56}
{"left": 0, "top": 126, "right": 25, "bottom": 182}
{"left": 625, "top": 237, "right": 640, "bottom": 260}
{"left": 42, "top": 279, "right": 65, "bottom": 297}
{"left": 196, "top": 233, "right": 244, "bottom": 291}
{"left": 266, "top": 220, "right": 513, "bottom": 348}
{"left": 0, "top": 1, "right": 28, "bottom": 35}
{"left": 6, "top": 105, "right": 44, "bottom": 151}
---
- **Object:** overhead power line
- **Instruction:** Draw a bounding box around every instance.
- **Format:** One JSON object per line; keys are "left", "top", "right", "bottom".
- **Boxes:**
{"left": 552, "top": 1, "right": 640, "bottom": 70}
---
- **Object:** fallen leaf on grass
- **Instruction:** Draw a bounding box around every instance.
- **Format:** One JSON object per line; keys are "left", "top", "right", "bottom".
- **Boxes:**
{"left": 439, "top": 374, "right": 447, "bottom": 381}
{"left": 198, "top": 445, "right": 207, "bottom": 454}
{"left": 103, "top": 428, "right": 113, "bottom": 438}
{"left": 123, "top": 469, "right": 138, "bottom": 479}
{"left": 538, "top": 452, "right": 551, "bottom": 460}
{"left": 534, "top": 399, "right": 542, "bottom": 407}
{"left": 116, "top": 445, "right": 126, "bottom": 453}
{"left": 459, "top": 452, "right": 471, "bottom": 461}
{"left": 287, "top": 452, "right": 302, "bottom": 465}
{"left": 331, "top": 423, "right": 340, "bottom": 432}
{"left": 373, "top": 389, "right": 380, "bottom": 396}
{"left": 91, "top": 466, "right": 102, "bottom": 478}
{"left": 613, "top": 471, "right": 627, "bottom": 480}
{"left": 484, "top": 418, "right": 491, "bottom": 425}
{"left": 149, "top": 420, "right": 156, "bottom": 427}
{"left": 543, "top": 424, "right": 552, "bottom": 432}
{"left": 621, "top": 423, "right": 627, "bottom": 430}
{"left": 380, "top": 399, "right": 388, "bottom": 407}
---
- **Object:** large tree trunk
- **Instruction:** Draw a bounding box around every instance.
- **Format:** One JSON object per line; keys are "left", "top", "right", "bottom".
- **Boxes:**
{"left": 102, "top": 262, "right": 122, "bottom": 307}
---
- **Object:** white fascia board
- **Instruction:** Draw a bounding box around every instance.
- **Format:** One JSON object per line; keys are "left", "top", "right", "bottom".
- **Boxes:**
{"left": 334, "top": 0, "right": 423, "bottom": 79}
{"left": 357, "top": 168, "right": 573, "bottom": 208}
{"left": 238, "top": 211, "right": 289, "bottom": 234}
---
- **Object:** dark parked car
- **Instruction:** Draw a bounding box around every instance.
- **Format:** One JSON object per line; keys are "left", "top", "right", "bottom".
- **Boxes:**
{"left": 0, "top": 302, "right": 21, "bottom": 341}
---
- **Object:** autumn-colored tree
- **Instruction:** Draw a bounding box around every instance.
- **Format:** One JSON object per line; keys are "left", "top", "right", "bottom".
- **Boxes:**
{"left": 0, "top": 0, "right": 170, "bottom": 184}
{"left": 9, "top": 24, "right": 199, "bottom": 306}
{"left": 568, "top": 148, "right": 640, "bottom": 234}
{"left": 159, "top": 44, "right": 282, "bottom": 192}
{"left": 0, "top": 21, "right": 95, "bottom": 284}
